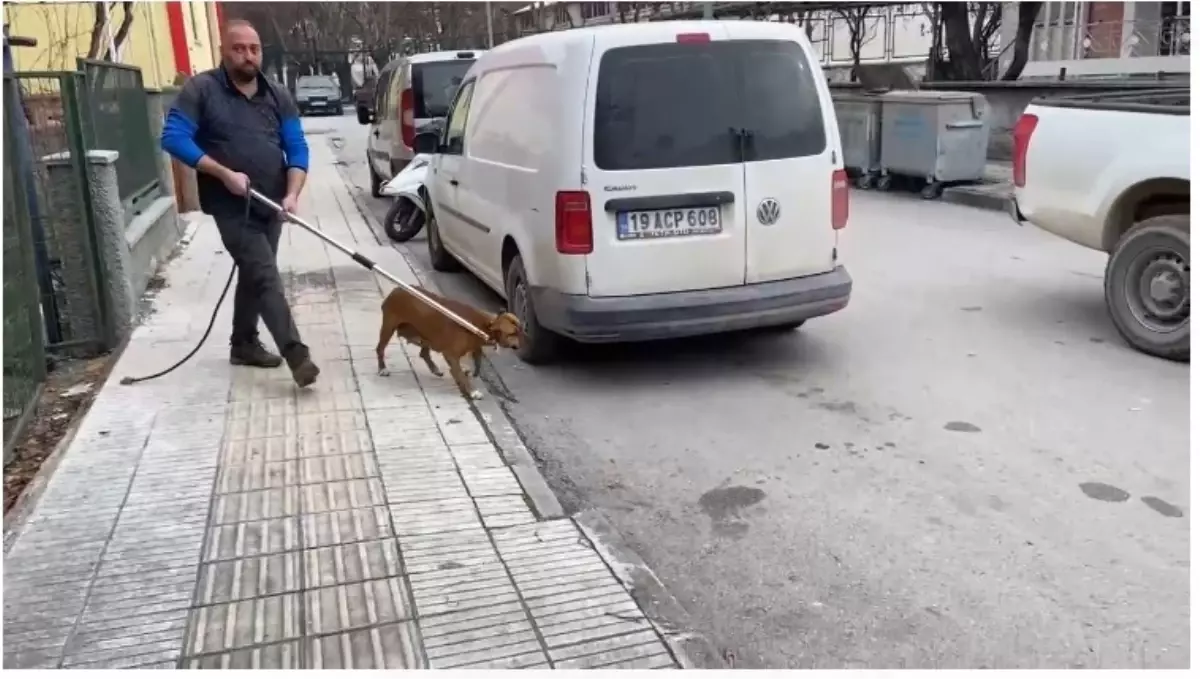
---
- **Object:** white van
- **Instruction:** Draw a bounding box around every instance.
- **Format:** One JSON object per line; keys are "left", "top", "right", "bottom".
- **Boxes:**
{"left": 417, "top": 21, "right": 852, "bottom": 363}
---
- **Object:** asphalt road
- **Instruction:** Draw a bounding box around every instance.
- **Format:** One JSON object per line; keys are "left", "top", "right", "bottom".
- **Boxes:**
{"left": 316, "top": 114, "right": 1189, "bottom": 669}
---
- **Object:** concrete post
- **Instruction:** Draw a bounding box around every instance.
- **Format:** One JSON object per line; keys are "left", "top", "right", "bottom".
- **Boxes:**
{"left": 42, "top": 149, "right": 137, "bottom": 344}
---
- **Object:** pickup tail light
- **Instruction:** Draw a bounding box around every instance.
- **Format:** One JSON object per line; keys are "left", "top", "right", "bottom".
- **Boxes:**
{"left": 555, "top": 191, "right": 593, "bottom": 255}
{"left": 400, "top": 87, "right": 415, "bottom": 149}
{"left": 1012, "top": 113, "right": 1038, "bottom": 188}
{"left": 831, "top": 169, "right": 849, "bottom": 230}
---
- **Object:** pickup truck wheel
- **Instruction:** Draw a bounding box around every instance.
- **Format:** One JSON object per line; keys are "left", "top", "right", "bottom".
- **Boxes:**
{"left": 1104, "top": 214, "right": 1190, "bottom": 362}
{"left": 505, "top": 254, "right": 561, "bottom": 365}
{"left": 427, "top": 211, "right": 462, "bottom": 272}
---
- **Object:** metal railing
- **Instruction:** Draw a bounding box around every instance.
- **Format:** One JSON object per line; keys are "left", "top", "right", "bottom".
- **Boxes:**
{"left": 6, "top": 73, "right": 112, "bottom": 357}
{"left": 77, "top": 58, "right": 161, "bottom": 215}
{"left": 3, "top": 78, "right": 49, "bottom": 459}
{"left": 1031, "top": 16, "right": 1192, "bottom": 62}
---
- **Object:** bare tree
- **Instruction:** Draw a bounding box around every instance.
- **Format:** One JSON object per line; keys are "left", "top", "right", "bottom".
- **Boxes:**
{"left": 835, "top": 5, "right": 883, "bottom": 80}
{"left": 921, "top": 2, "right": 1017, "bottom": 80}
{"left": 86, "top": 1, "right": 135, "bottom": 61}
{"left": 999, "top": 1, "right": 1041, "bottom": 80}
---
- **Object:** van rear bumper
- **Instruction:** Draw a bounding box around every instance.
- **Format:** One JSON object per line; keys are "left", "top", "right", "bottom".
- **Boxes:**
{"left": 530, "top": 266, "right": 852, "bottom": 343}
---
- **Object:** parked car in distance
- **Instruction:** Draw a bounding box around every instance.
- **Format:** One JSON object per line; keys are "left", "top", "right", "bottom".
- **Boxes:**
{"left": 363, "top": 50, "right": 481, "bottom": 197}
{"left": 294, "top": 75, "right": 343, "bottom": 116}
{"left": 354, "top": 75, "right": 376, "bottom": 124}
{"left": 1010, "top": 88, "right": 1190, "bottom": 361}
{"left": 417, "top": 21, "right": 852, "bottom": 364}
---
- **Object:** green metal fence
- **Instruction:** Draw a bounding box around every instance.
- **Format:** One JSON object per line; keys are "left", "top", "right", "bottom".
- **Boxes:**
{"left": 4, "top": 78, "right": 49, "bottom": 459}
{"left": 7, "top": 72, "right": 112, "bottom": 357}
{"left": 77, "top": 58, "right": 161, "bottom": 215}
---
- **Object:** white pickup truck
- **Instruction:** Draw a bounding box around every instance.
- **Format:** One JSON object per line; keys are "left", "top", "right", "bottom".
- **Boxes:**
{"left": 1010, "top": 89, "right": 1190, "bottom": 361}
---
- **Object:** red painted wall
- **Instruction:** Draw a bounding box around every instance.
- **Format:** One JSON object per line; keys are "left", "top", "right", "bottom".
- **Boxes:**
{"left": 165, "top": 1, "right": 192, "bottom": 79}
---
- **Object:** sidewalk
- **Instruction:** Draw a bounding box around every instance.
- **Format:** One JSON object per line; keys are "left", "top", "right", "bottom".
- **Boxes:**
{"left": 3, "top": 138, "right": 682, "bottom": 669}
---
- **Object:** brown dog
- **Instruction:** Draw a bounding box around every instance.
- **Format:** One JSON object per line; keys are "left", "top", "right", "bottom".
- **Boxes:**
{"left": 376, "top": 285, "right": 522, "bottom": 400}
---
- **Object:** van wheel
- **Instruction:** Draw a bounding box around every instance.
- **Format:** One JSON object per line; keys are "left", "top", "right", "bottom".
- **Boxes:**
{"left": 368, "top": 160, "right": 383, "bottom": 198}
{"left": 356, "top": 107, "right": 370, "bottom": 125}
{"left": 505, "top": 254, "right": 560, "bottom": 365}
{"left": 427, "top": 211, "right": 461, "bottom": 272}
{"left": 1104, "top": 214, "right": 1190, "bottom": 362}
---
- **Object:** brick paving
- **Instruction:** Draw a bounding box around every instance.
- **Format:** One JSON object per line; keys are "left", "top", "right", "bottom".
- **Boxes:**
{"left": 2, "top": 139, "right": 680, "bottom": 669}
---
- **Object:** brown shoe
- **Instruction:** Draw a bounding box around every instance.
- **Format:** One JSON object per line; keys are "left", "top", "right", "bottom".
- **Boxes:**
{"left": 284, "top": 344, "right": 320, "bottom": 388}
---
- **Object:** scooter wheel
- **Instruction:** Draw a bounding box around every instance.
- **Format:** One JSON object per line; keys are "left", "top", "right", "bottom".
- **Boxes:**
{"left": 383, "top": 200, "right": 425, "bottom": 243}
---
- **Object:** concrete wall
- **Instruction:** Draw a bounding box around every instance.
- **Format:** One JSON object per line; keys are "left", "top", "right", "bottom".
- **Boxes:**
{"left": 829, "top": 79, "right": 1188, "bottom": 161}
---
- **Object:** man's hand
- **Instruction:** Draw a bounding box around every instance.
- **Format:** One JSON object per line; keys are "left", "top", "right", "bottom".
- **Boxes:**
{"left": 279, "top": 193, "right": 300, "bottom": 217}
{"left": 221, "top": 169, "right": 251, "bottom": 197}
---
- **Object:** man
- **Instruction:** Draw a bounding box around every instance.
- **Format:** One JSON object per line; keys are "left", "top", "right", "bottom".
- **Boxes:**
{"left": 161, "top": 19, "right": 319, "bottom": 387}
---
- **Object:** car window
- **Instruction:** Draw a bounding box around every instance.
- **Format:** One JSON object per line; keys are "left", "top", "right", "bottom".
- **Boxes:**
{"left": 442, "top": 80, "right": 476, "bottom": 155}
{"left": 413, "top": 60, "right": 475, "bottom": 118}
{"left": 593, "top": 40, "right": 826, "bottom": 170}
{"left": 297, "top": 76, "right": 337, "bottom": 91}
{"left": 375, "top": 68, "right": 395, "bottom": 119}
{"left": 737, "top": 41, "right": 827, "bottom": 162}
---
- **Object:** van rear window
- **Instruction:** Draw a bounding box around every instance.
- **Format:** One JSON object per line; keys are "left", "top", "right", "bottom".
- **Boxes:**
{"left": 413, "top": 60, "right": 475, "bottom": 118}
{"left": 593, "top": 40, "right": 826, "bottom": 171}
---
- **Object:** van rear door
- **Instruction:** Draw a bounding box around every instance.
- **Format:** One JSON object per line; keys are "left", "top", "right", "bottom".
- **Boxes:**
{"left": 724, "top": 24, "right": 841, "bottom": 284}
{"left": 583, "top": 24, "right": 747, "bottom": 298}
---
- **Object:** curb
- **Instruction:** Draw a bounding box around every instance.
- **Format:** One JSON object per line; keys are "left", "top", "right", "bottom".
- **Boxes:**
{"left": 332, "top": 146, "right": 722, "bottom": 668}
{"left": 941, "top": 184, "right": 1011, "bottom": 213}
{"left": 575, "top": 509, "right": 725, "bottom": 669}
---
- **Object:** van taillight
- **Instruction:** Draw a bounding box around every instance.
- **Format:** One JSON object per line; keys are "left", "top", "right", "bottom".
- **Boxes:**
{"left": 555, "top": 191, "right": 592, "bottom": 255}
{"left": 676, "top": 33, "right": 710, "bottom": 44}
{"left": 831, "top": 169, "right": 849, "bottom": 230}
{"left": 400, "top": 88, "right": 415, "bottom": 148}
{"left": 1012, "top": 113, "right": 1038, "bottom": 188}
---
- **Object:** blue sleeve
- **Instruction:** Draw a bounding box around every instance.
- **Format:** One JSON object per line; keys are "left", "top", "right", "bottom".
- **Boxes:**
{"left": 161, "top": 109, "right": 204, "bottom": 167}
{"left": 280, "top": 117, "right": 309, "bottom": 172}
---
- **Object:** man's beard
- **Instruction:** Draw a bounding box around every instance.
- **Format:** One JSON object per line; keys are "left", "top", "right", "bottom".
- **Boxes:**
{"left": 228, "top": 64, "right": 258, "bottom": 84}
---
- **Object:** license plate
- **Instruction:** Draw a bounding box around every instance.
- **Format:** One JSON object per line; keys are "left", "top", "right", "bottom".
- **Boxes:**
{"left": 617, "top": 207, "right": 722, "bottom": 240}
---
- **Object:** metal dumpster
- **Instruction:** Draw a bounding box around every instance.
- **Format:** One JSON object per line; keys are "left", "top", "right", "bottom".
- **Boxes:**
{"left": 877, "top": 91, "right": 991, "bottom": 198}
{"left": 832, "top": 92, "right": 883, "bottom": 189}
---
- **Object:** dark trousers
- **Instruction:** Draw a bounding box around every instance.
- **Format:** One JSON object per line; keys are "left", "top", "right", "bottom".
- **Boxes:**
{"left": 212, "top": 211, "right": 304, "bottom": 352}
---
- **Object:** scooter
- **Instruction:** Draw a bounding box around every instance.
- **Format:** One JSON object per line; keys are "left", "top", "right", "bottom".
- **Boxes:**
{"left": 379, "top": 152, "right": 432, "bottom": 243}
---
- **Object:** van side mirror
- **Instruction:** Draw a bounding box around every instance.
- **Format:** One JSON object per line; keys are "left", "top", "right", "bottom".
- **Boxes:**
{"left": 413, "top": 132, "right": 440, "bottom": 155}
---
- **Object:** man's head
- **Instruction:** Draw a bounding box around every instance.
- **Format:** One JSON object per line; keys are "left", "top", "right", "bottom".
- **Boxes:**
{"left": 221, "top": 19, "right": 262, "bottom": 84}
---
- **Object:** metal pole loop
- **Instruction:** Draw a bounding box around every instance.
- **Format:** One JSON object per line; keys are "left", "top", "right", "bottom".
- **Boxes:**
{"left": 249, "top": 189, "right": 490, "bottom": 342}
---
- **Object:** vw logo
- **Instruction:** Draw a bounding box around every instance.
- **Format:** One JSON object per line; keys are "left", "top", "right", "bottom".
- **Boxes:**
{"left": 756, "top": 198, "right": 781, "bottom": 226}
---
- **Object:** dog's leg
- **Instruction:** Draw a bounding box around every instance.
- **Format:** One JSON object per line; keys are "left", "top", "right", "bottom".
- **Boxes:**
{"left": 418, "top": 346, "right": 444, "bottom": 377}
{"left": 471, "top": 347, "right": 483, "bottom": 377}
{"left": 376, "top": 319, "right": 395, "bottom": 376}
{"left": 445, "top": 356, "right": 483, "bottom": 400}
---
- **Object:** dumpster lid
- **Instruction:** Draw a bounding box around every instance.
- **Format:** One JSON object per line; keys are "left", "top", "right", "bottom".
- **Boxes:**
{"left": 853, "top": 63, "right": 919, "bottom": 93}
